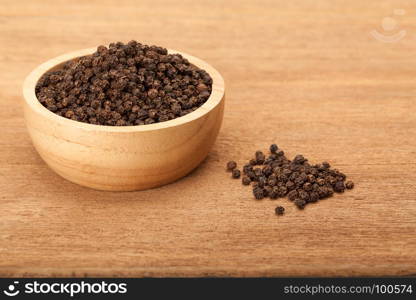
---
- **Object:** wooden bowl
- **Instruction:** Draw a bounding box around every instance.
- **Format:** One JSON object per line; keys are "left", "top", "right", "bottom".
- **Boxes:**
{"left": 23, "top": 48, "right": 225, "bottom": 191}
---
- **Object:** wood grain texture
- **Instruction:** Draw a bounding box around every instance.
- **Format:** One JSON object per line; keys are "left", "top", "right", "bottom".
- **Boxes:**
{"left": 0, "top": 0, "right": 415, "bottom": 277}
{"left": 23, "top": 48, "right": 224, "bottom": 191}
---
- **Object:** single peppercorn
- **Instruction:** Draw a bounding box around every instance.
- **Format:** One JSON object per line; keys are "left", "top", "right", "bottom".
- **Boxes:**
{"left": 317, "top": 178, "right": 325, "bottom": 186}
{"left": 345, "top": 181, "right": 354, "bottom": 189}
{"left": 293, "top": 154, "right": 307, "bottom": 165}
{"left": 322, "top": 161, "right": 331, "bottom": 169}
{"left": 267, "top": 154, "right": 278, "bottom": 162}
{"left": 265, "top": 158, "right": 273, "bottom": 165}
{"left": 303, "top": 182, "right": 313, "bottom": 192}
{"left": 262, "top": 165, "right": 273, "bottom": 176}
{"left": 242, "top": 176, "right": 251, "bottom": 185}
{"left": 278, "top": 186, "right": 288, "bottom": 197}
{"left": 307, "top": 174, "right": 316, "bottom": 183}
{"left": 257, "top": 176, "right": 267, "bottom": 188}
{"left": 253, "top": 186, "right": 264, "bottom": 200}
{"left": 243, "top": 164, "right": 253, "bottom": 174}
{"left": 268, "top": 178, "right": 277, "bottom": 187}
{"left": 226, "top": 161, "right": 237, "bottom": 172}
{"left": 294, "top": 198, "right": 306, "bottom": 209}
{"left": 64, "top": 110, "right": 75, "bottom": 118}
{"left": 286, "top": 180, "right": 295, "bottom": 191}
{"left": 270, "top": 144, "right": 278, "bottom": 153}
{"left": 249, "top": 158, "right": 257, "bottom": 166}
{"left": 275, "top": 206, "right": 285, "bottom": 215}
{"left": 254, "top": 168, "right": 263, "bottom": 178}
{"left": 232, "top": 169, "right": 241, "bottom": 179}
{"left": 247, "top": 171, "right": 256, "bottom": 180}
{"left": 333, "top": 181, "right": 345, "bottom": 193}
{"left": 270, "top": 186, "right": 279, "bottom": 199}
{"left": 326, "top": 175, "right": 337, "bottom": 186}
{"left": 264, "top": 186, "right": 273, "bottom": 197}
{"left": 309, "top": 191, "right": 319, "bottom": 203}
{"left": 298, "top": 190, "right": 310, "bottom": 202}
{"left": 276, "top": 150, "right": 284, "bottom": 157}
{"left": 287, "top": 190, "right": 298, "bottom": 201}
{"left": 255, "top": 151, "right": 266, "bottom": 164}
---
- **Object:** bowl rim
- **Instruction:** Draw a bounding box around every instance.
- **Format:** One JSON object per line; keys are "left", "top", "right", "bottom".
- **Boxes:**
{"left": 23, "top": 47, "right": 225, "bottom": 132}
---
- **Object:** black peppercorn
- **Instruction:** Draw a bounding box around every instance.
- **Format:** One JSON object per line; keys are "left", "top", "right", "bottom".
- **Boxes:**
{"left": 265, "top": 157, "right": 273, "bottom": 165}
{"left": 276, "top": 186, "right": 286, "bottom": 197}
{"left": 345, "top": 181, "right": 354, "bottom": 189}
{"left": 286, "top": 180, "right": 295, "bottom": 191}
{"left": 255, "top": 151, "right": 266, "bottom": 164}
{"left": 333, "top": 181, "right": 345, "bottom": 193}
{"left": 298, "top": 190, "right": 310, "bottom": 202}
{"left": 317, "top": 178, "right": 325, "bottom": 186}
{"left": 243, "top": 164, "right": 253, "bottom": 174}
{"left": 303, "top": 182, "right": 313, "bottom": 192}
{"left": 262, "top": 165, "right": 273, "bottom": 177}
{"left": 270, "top": 144, "right": 278, "bottom": 153}
{"left": 254, "top": 168, "right": 263, "bottom": 178}
{"left": 294, "top": 198, "right": 306, "bottom": 209}
{"left": 264, "top": 186, "right": 273, "bottom": 197}
{"left": 275, "top": 206, "right": 285, "bottom": 215}
{"left": 257, "top": 176, "right": 267, "bottom": 188}
{"left": 268, "top": 178, "right": 277, "bottom": 187}
{"left": 287, "top": 190, "right": 298, "bottom": 201}
{"left": 322, "top": 161, "right": 331, "bottom": 169}
{"left": 242, "top": 176, "right": 251, "bottom": 185}
{"left": 309, "top": 191, "right": 319, "bottom": 203}
{"left": 276, "top": 150, "right": 284, "bottom": 157}
{"left": 253, "top": 186, "right": 264, "bottom": 200}
{"left": 270, "top": 186, "right": 279, "bottom": 199}
{"left": 247, "top": 171, "right": 257, "bottom": 181}
{"left": 232, "top": 169, "right": 241, "bottom": 179}
{"left": 226, "top": 161, "right": 237, "bottom": 172}
{"left": 293, "top": 154, "right": 307, "bottom": 165}
{"left": 307, "top": 174, "right": 316, "bottom": 183}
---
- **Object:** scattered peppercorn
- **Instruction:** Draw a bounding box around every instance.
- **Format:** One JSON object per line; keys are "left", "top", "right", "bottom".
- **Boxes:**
{"left": 322, "top": 161, "right": 331, "bottom": 169}
{"left": 226, "top": 161, "right": 237, "bottom": 172}
{"left": 36, "top": 41, "right": 213, "bottom": 126}
{"left": 255, "top": 151, "right": 266, "bottom": 164}
{"left": 253, "top": 186, "right": 264, "bottom": 200}
{"left": 345, "top": 181, "right": 354, "bottom": 189}
{"left": 242, "top": 176, "right": 251, "bottom": 185}
{"left": 270, "top": 186, "right": 279, "bottom": 199}
{"left": 333, "top": 181, "right": 345, "bottom": 193}
{"left": 232, "top": 169, "right": 241, "bottom": 179}
{"left": 275, "top": 206, "right": 285, "bottom": 215}
{"left": 264, "top": 185, "right": 272, "bottom": 197}
{"left": 294, "top": 198, "right": 306, "bottom": 209}
{"left": 243, "top": 164, "right": 253, "bottom": 174}
{"left": 226, "top": 144, "right": 354, "bottom": 215}
{"left": 249, "top": 159, "right": 257, "bottom": 166}
{"left": 270, "top": 144, "right": 278, "bottom": 153}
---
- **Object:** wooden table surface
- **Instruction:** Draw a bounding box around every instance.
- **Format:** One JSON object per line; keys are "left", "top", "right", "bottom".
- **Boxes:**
{"left": 1, "top": 0, "right": 415, "bottom": 277}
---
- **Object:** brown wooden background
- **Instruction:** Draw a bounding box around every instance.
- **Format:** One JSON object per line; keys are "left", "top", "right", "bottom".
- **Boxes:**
{"left": 1, "top": 0, "right": 415, "bottom": 277}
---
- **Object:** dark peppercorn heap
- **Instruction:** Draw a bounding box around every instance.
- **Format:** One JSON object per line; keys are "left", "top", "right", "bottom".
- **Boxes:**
{"left": 35, "top": 41, "right": 213, "bottom": 126}
{"left": 227, "top": 144, "right": 354, "bottom": 215}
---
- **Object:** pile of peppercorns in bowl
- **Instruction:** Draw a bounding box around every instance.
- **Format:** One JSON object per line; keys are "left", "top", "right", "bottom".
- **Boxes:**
{"left": 227, "top": 144, "right": 354, "bottom": 216}
{"left": 35, "top": 41, "right": 213, "bottom": 126}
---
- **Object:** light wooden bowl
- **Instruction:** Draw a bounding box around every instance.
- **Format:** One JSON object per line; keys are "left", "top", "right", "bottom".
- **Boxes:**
{"left": 23, "top": 48, "right": 225, "bottom": 191}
